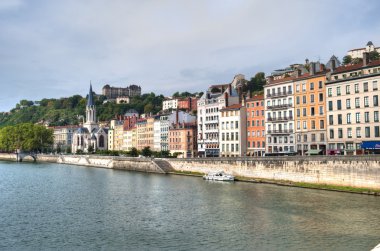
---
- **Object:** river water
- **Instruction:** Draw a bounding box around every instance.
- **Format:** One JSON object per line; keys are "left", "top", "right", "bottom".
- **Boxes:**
{"left": 0, "top": 161, "right": 379, "bottom": 250}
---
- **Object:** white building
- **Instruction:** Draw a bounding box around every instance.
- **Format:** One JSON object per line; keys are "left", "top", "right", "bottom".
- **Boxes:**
{"left": 163, "top": 98, "right": 178, "bottom": 111}
{"left": 347, "top": 41, "right": 380, "bottom": 59}
{"left": 153, "top": 117, "right": 161, "bottom": 151}
{"left": 219, "top": 104, "right": 247, "bottom": 157}
{"left": 197, "top": 84, "right": 239, "bottom": 157}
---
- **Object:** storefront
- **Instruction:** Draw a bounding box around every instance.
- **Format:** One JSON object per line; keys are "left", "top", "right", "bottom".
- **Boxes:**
{"left": 361, "top": 141, "right": 380, "bottom": 154}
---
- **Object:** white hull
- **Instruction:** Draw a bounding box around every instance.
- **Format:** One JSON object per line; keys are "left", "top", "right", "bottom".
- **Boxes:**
{"left": 203, "top": 172, "right": 235, "bottom": 181}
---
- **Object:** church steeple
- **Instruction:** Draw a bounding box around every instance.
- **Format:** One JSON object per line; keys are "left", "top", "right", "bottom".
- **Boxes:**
{"left": 85, "top": 83, "right": 97, "bottom": 131}
{"left": 87, "top": 83, "right": 94, "bottom": 107}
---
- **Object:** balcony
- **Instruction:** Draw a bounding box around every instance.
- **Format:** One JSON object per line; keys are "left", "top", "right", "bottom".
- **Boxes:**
{"left": 267, "top": 129, "right": 294, "bottom": 134}
{"left": 267, "top": 116, "right": 294, "bottom": 122}
{"left": 267, "top": 103, "right": 293, "bottom": 110}
{"left": 266, "top": 91, "right": 292, "bottom": 98}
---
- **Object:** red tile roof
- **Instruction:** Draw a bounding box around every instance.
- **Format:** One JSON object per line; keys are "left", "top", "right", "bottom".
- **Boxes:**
{"left": 220, "top": 104, "right": 242, "bottom": 111}
{"left": 246, "top": 94, "right": 264, "bottom": 102}
{"left": 332, "top": 60, "right": 380, "bottom": 74}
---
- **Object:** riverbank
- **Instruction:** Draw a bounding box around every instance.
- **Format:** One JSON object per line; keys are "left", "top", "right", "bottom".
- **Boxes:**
{"left": 0, "top": 153, "right": 379, "bottom": 195}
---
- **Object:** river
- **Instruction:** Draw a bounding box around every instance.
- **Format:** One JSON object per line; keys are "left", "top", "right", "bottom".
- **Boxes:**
{"left": 0, "top": 161, "right": 379, "bottom": 250}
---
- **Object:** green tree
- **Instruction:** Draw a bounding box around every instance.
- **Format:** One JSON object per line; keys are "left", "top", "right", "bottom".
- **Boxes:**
{"left": 369, "top": 51, "right": 380, "bottom": 61}
{"left": 141, "top": 146, "right": 152, "bottom": 157}
{"left": 342, "top": 55, "right": 352, "bottom": 65}
{"left": 246, "top": 72, "right": 266, "bottom": 94}
{"left": 144, "top": 103, "right": 154, "bottom": 114}
{"left": 130, "top": 147, "right": 138, "bottom": 157}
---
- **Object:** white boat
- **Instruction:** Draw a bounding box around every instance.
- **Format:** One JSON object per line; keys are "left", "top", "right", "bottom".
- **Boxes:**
{"left": 372, "top": 243, "right": 380, "bottom": 251}
{"left": 203, "top": 171, "right": 235, "bottom": 181}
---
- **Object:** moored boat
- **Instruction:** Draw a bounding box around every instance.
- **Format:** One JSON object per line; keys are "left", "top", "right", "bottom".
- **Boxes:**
{"left": 203, "top": 171, "right": 234, "bottom": 181}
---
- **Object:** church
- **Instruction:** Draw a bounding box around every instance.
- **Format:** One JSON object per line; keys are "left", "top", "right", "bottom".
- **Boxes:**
{"left": 72, "top": 84, "right": 108, "bottom": 153}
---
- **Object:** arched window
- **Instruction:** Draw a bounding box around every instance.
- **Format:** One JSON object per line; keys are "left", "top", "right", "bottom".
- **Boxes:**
{"left": 99, "top": 135, "right": 104, "bottom": 148}
{"left": 80, "top": 136, "right": 84, "bottom": 146}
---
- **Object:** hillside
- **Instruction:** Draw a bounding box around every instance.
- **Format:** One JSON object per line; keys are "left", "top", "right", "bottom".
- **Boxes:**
{"left": 0, "top": 93, "right": 165, "bottom": 127}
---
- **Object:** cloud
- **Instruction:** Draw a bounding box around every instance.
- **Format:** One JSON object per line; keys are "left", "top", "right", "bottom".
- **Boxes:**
{"left": 0, "top": 0, "right": 380, "bottom": 111}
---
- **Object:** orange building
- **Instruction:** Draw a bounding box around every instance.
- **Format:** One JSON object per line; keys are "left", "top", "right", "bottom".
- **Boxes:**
{"left": 177, "top": 97, "right": 198, "bottom": 112}
{"left": 246, "top": 94, "right": 265, "bottom": 156}
{"left": 294, "top": 62, "right": 327, "bottom": 155}
{"left": 168, "top": 122, "right": 197, "bottom": 158}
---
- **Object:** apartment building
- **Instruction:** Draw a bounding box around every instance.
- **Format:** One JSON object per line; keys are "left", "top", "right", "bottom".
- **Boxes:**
{"left": 168, "top": 122, "right": 197, "bottom": 158}
{"left": 136, "top": 117, "right": 155, "bottom": 150}
{"left": 50, "top": 125, "right": 79, "bottom": 152}
{"left": 219, "top": 104, "right": 247, "bottom": 157}
{"left": 246, "top": 95, "right": 265, "bottom": 156}
{"left": 108, "top": 119, "right": 124, "bottom": 151}
{"left": 163, "top": 98, "right": 178, "bottom": 110}
{"left": 264, "top": 76, "right": 295, "bottom": 154}
{"left": 197, "top": 84, "right": 239, "bottom": 157}
{"left": 122, "top": 115, "right": 138, "bottom": 151}
{"left": 294, "top": 63, "right": 327, "bottom": 155}
{"left": 326, "top": 53, "right": 380, "bottom": 155}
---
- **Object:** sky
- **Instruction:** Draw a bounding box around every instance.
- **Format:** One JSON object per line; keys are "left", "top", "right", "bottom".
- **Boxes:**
{"left": 0, "top": 0, "right": 380, "bottom": 112}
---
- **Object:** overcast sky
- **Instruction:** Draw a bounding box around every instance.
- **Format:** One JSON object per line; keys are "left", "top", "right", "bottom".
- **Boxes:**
{"left": 1, "top": 0, "right": 380, "bottom": 111}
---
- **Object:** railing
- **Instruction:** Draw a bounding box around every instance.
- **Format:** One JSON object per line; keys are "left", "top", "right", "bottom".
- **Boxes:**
{"left": 266, "top": 91, "right": 292, "bottom": 98}
{"left": 267, "top": 104, "right": 293, "bottom": 110}
{"left": 267, "top": 129, "right": 294, "bottom": 134}
{"left": 267, "top": 116, "right": 294, "bottom": 122}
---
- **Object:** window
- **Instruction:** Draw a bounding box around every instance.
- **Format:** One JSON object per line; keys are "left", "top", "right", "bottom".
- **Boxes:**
{"left": 355, "top": 83, "right": 359, "bottom": 93}
{"left": 319, "top": 106, "right": 324, "bottom": 115}
{"left": 320, "top": 120, "right": 325, "bottom": 129}
{"left": 311, "top": 133, "right": 316, "bottom": 142}
{"left": 375, "top": 111, "right": 379, "bottom": 122}
{"left": 320, "top": 133, "right": 325, "bottom": 141}
{"left": 356, "top": 127, "right": 361, "bottom": 138}
{"left": 338, "top": 128, "right": 343, "bottom": 138}
{"left": 319, "top": 93, "right": 323, "bottom": 102}
{"left": 337, "top": 100, "right": 342, "bottom": 110}
{"left": 347, "top": 113, "right": 351, "bottom": 124}
{"left": 296, "top": 84, "right": 300, "bottom": 92}
{"left": 346, "top": 85, "right": 350, "bottom": 94}
{"left": 311, "top": 120, "right": 316, "bottom": 129}
{"left": 310, "top": 82, "right": 314, "bottom": 90}
{"left": 365, "top": 127, "right": 370, "bottom": 138}
{"left": 365, "top": 112, "right": 370, "bottom": 123}
{"left": 303, "top": 134, "right": 307, "bottom": 142}
{"left": 328, "top": 88, "right": 332, "bottom": 97}
{"left": 319, "top": 81, "right": 323, "bottom": 89}
{"left": 296, "top": 96, "right": 300, "bottom": 105}
{"left": 235, "top": 121, "right": 239, "bottom": 129}
{"left": 356, "top": 112, "right": 360, "bottom": 123}
{"left": 364, "top": 96, "right": 369, "bottom": 107}
{"left": 311, "top": 107, "right": 315, "bottom": 116}
{"left": 328, "top": 101, "right": 333, "bottom": 111}
{"left": 297, "top": 109, "right": 300, "bottom": 118}
{"left": 303, "top": 108, "right": 306, "bottom": 116}
{"left": 329, "top": 115, "right": 334, "bottom": 125}
{"left": 338, "top": 114, "right": 342, "bottom": 125}
{"left": 302, "top": 83, "right": 306, "bottom": 91}
{"left": 347, "top": 128, "right": 352, "bottom": 138}
{"left": 374, "top": 95, "right": 379, "bottom": 106}
{"left": 374, "top": 81, "right": 378, "bottom": 91}
{"left": 346, "top": 99, "right": 351, "bottom": 109}
{"left": 355, "top": 97, "right": 360, "bottom": 108}
{"left": 310, "top": 94, "right": 314, "bottom": 103}
{"left": 375, "top": 126, "right": 380, "bottom": 137}
{"left": 329, "top": 129, "right": 334, "bottom": 139}
{"left": 337, "top": 86, "right": 341, "bottom": 96}
{"left": 303, "top": 121, "right": 307, "bottom": 129}
{"left": 297, "top": 121, "right": 300, "bottom": 130}
{"left": 302, "top": 96, "right": 307, "bottom": 104}
{"left": 364, "top": 82, "right": 368, "bottom": 92}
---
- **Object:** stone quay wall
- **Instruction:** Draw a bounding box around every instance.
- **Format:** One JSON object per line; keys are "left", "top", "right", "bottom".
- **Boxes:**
{"left": 166, "top": 156, "right": 380, "bottom": 189}
{"left": 0, "top": 153, "right": 379, "bottom": 190}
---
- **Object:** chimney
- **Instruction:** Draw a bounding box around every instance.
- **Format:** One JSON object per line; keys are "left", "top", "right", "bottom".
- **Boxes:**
{"left": 229, "top": 84, "right": 232, "bottom": 95}
{"left": 310, "top": 62, "right": 315, "bottom": 76}
{"left": 267, "top": 76, "right": 274, "bottom": 84}
{"left": 224, "top": 92, "right": 229, "bottom": 107}
{"left": 330, "top": 59, "right": 336, "bottom": 72}
{"left": 176, "top": 109, "right": 179, "bottom": 125}
{"left": 363, "top": 52, "right": 370, "bottom": 66}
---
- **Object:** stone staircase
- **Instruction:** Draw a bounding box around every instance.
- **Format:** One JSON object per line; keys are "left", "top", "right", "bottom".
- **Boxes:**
{"left": 152, "top": 159, "right": 175, "bottom": 174}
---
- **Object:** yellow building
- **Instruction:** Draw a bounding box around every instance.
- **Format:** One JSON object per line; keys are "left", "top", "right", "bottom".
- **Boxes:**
{"left": 137, "top": 117, "right": 154, "bottom": 150}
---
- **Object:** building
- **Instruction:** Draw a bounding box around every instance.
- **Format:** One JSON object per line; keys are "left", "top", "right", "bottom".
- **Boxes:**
{"left": 136, "top": 117, "right": 154, "bottom": 150}
{"left": 102, "top": 84, "right": 141, "bottom": 99}
{"left": 264, "top": 75, "right": 295, "bottom": 154}
{"left": 197, "top": 84, "right": 240, "bottom": 157}
{"left": 116, "top": 96, "right": 130, "bottom": 104}
{"left": 163, "top": 98, "right": 178, "bottom": 111}
{"left": 177, "top": 97, "right": 198, "bottom": 112}
{"left": 326, "top": 52, "right": 380, "bottom": 155}
{"left": 153, "top": 116, "right": 161, "bottom": 151}
{"left": 72, "top": 84, "right": 108, "bottom": 153}
{"left": 246, "top": 95, "right": 265, "bottom": 156}
{"left": 50, "top": 125, "right": 79, "bottom": 152}
{"left": 108, "top": 119, "right": 125, "bottom": 151}
{"left": 294, "top": 62, "right": 328, "bottom": 155}
{"left": 347, "top": 41, "right": 380, "bottom": 59}
{"left": 219, "top": 104, "right": 247, "bottom": 157}
{"left": 168, "top": 122, "right": 197, "bottom": 158}
{"left": 122, "top": 115, "right": 138, "bottom": 151}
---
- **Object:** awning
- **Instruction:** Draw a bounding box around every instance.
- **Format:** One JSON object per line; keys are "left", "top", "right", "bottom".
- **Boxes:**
{"left": 361, "top": 141, "right": 380, "bottom": 150}
{"left": 306, "top": 149, "right": 322, "bottom": 155}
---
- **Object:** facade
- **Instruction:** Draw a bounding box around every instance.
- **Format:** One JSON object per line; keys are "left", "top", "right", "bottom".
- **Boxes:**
{"left": 116, "top": 96, "right": 130, "bottom": 104}
{"left": 136, "top": 117, "right": 154, "bottom": 150}
{"left": 108, "top": 119, "right": 124, "bottom": 151}
{"left": 72, "top": 85, "right": 108, "bottom": 153}
{"left": 197, "top": 84, "right": 240, "bottom": 157}
{"left": 326, "top": 53, "right": 380, "bottom": 155}
{"left": 294, "top": 63, "right": 327, "bottom": 155}
{"left": 177, "top": 97, "right": 198, "bottom": 112}
{"left": 264, "top": 76, "right": 295, "bottom": 154}
{"left": 163, "top": 98, "right": 178, "bottom": 111}
{"left": 168, "top": 122, "right": 197, "bottom": 158}
{"left": 50, "top": 125, "right": 79, "bottom": 152}
{"left": 347, "top": 41, "right": 380, "bottom": 59}
{"left": 219, "top": 104, "right": 247, "bottom": 157}
{"left": 153, "top": 116, "right": 161, "bottom": 151}
{"left": 246, "top": 95, "right": 265, "bottom": 156}
{"left": 102, "top": 84, "right": 141, "bottom": 99}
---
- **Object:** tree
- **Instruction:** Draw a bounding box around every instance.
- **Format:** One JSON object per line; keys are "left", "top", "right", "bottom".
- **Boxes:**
{"left": 210, "top": 87, "right": 221, "bottom": 93}
{"left": 369, "top": 51, "right": 380, "bottom": 61}
{"left": 246, "top": 72, "right": 266, "bottom": 94}
{"left": 342, "top": 55, "right": 352, "bottom": 65}
{"left": 141, "top": 146, "right": 152, "bottom": 157}
{"left": 130, "top": 147, "right": 138, "bottom": 157}
{"left": 144, "top": 103, "right": 154, "bottom": 114}
{"left": 352, "top": 57, "right": 363, "bottom": 64}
